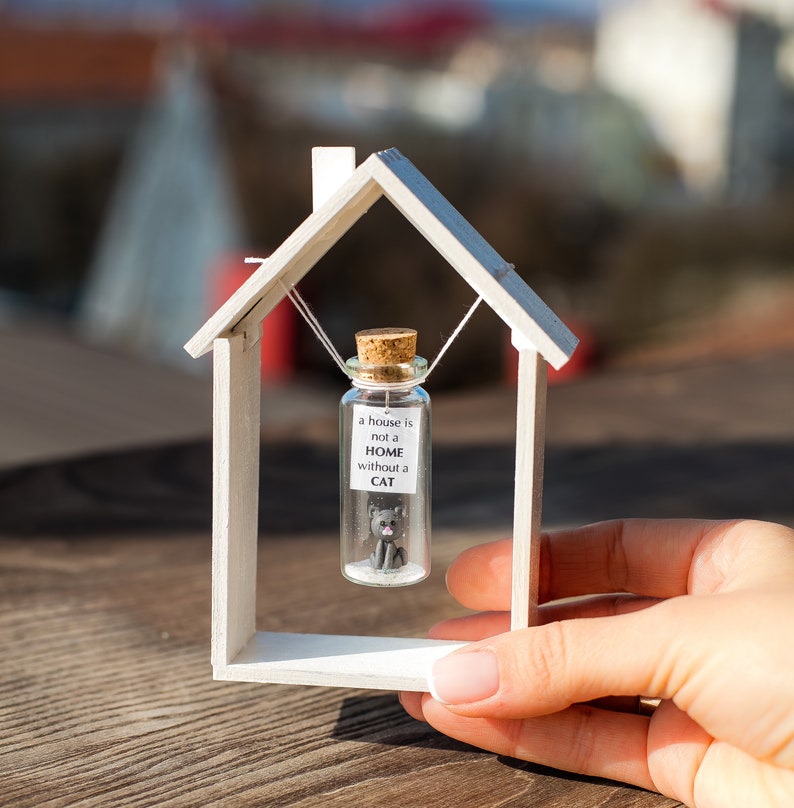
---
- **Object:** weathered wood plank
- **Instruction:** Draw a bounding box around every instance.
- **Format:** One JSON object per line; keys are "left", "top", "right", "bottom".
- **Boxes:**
{"left": 0, "top": 529, "right": 683, "bottom": 808}
{"left": 0, "top": 328, "right": 212, "bottom": 469}
{"left": 5, "top": 345, "right": 793, "bottom": 805}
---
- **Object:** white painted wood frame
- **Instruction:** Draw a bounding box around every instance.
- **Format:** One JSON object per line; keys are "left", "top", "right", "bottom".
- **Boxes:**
{"left": 509, "top": 339, "right": 548, "bottom": 630}
{"left": 194, "top": 146, "right": 575, "bottom": 690}
{"left": 185, "top": 149, "right": 577, "bottom": 370}
{"left": 211, "top": 332, "right": 260, "bottom": 668}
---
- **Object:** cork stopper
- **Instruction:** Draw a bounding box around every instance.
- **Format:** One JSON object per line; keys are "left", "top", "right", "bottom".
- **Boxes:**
{"left": 352, "top": 327, "right": 419, "bottom": 383}
{"left": 355, "top": 327, "right": 417, "bottom": 365}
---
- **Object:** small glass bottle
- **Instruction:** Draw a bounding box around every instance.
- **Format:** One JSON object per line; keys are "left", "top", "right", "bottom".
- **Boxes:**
{"left": 340, "top": 328, "right": 431, "bottom": 587}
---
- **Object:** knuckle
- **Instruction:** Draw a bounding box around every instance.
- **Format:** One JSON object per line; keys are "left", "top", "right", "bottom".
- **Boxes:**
{"left": 520, "top": 621, "right": 569, "bottom": 697}
{"left": 606, "top": 521, "right": 630, "bottom": 591}
{"left": 566, "top": 706, "right": 600, "bottom": 773}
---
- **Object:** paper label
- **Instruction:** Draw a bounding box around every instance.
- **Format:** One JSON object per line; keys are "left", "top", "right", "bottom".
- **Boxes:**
{"left": 350, "top": 405, "right": 421, "bottom": 494}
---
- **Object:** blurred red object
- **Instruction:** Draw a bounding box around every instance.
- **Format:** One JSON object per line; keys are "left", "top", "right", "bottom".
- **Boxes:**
{"left": 189, "top": 4, "right": 487, "bottom": 58}
{"left": 209, "top": 253, "right": 296, "bottom": 382}
{"left": 0, "top": 24, "right": 158, "bottom": 103}
{"left": 503, "top": 317, "right": 594, "bottom": 386}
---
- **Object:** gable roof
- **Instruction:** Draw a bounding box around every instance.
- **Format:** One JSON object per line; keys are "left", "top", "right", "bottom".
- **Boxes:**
{"left": 185, "top": 148, "right": 577, "bottom": 369}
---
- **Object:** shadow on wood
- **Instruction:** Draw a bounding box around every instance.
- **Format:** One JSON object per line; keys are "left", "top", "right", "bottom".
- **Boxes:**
{"left": 0, "top": 438, "right": 792, "bottom": 536}
{"left": 331, "top": 693, "right": 477, "bottom": 753}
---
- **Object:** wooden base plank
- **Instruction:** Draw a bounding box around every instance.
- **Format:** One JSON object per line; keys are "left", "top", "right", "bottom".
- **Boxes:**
{"left": 215, "top": 631, "right": 465, "bottom": 691}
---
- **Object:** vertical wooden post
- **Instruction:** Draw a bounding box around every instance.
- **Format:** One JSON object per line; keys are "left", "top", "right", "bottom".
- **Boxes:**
{"left": 312, "top": 146, "right": 356, "bottom": 211}
{"left": 212, "top": 332, "right": 261, "bottom": 668}
{"left": 510, "top": 336, "right": 548, "bottom": 630}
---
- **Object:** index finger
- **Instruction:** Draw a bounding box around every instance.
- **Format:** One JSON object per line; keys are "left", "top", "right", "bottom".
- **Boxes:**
{"left": 447, "top": 518, "right": 723, "bottom": 612}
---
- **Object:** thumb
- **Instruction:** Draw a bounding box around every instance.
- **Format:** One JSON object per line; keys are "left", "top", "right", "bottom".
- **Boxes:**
{"left": 427, "top": 598, "right": 685, "bottom": 717}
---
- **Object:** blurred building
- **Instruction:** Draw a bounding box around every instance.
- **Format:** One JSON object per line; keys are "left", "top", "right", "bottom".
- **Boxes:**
{"left": 595, "top": 0, "right": 794, "bottom": 200}
{"left": 726, "top": 11, "right": 794, "bottom": 202}
{"left": 0, "top": 23, "right": 160, "bottom": 316}
{"left": 1, "top": 0, "right": 793, "bottom": 376}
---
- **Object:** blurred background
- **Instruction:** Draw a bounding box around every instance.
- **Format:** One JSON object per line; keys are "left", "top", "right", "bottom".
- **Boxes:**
{"left": 1, "top": 0, "right": 793, "bottom": 467}
{"left": 5, "top": 3, "right": 794, "bottom": 798}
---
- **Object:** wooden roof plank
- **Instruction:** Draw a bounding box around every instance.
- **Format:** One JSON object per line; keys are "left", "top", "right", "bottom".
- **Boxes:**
{"left": 371, "top": 149, "right": 577, "bottom": 369}
{"left": 186, "top": 147, "right": 577, "bottom": 368}
{"left": 184, "top": 156, "right": 383, "bottom": 358}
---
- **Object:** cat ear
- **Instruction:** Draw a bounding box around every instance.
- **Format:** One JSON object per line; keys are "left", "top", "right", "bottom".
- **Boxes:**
{"left": 368, "top": 503, "right": 378, "bottom": 518}
{"left": 394, "top": 506, "right": 405, "bottom": 518}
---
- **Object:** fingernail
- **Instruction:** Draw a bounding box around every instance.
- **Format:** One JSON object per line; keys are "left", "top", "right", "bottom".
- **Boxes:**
{"left": 428, "top": 650, "right": 499, "bottom": 705}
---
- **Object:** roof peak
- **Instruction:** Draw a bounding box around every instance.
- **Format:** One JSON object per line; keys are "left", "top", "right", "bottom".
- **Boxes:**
{"left": 185, "top": 147, "right": 577, "bottom": 369}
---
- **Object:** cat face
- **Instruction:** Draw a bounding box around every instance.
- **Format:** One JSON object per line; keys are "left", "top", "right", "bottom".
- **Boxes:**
{"left": 368, "top": 505, "right": 405, "bottom": 540}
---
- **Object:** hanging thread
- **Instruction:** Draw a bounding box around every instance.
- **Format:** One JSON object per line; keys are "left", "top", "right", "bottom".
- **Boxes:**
{"left": 424, "top": 295, "right": 483, "bottom": 380}
{"left": 246, "top": 257, "right": 483, "bottom": 384}
{"left": 277, "top": 279, "right": 349, "bottom": 375}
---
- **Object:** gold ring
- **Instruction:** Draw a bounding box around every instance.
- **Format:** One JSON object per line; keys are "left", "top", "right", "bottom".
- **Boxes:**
{"left": 637, "top": 696, "right": 661, "bottom": 716}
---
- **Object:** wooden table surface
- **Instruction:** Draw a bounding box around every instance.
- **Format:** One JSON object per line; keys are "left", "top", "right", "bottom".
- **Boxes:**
{"left": 2, "top": 333, "right": 794, "bottom": 806}
{"left": 1, "top": 525, "right": 684, "bottom": 808}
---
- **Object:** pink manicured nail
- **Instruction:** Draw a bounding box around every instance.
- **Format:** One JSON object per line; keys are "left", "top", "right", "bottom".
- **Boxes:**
{"left": 428, "top": 650, "right": 499, "bottom": 704}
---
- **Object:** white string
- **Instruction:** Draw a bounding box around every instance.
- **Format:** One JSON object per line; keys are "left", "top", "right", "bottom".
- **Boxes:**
{"left": 245, "top": 258, "right": 483, "bottom": 386}
{"left": 423, "top": 295, "right": 483, "bottom": 382}
{"left": 277, "top": 279, "right": 349, "bottom": 375}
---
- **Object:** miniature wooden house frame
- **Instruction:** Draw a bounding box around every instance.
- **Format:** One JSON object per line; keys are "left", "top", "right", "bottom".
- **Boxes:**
{"left": 185, "top": 147, "right": 577, "bottom": 691}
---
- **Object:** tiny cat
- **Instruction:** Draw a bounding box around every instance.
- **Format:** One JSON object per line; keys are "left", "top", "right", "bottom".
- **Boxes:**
{"left": 368, "top": 504, "right": 407, "bottom": 571}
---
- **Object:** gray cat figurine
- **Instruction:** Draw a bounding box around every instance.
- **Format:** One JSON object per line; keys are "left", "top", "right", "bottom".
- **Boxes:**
{"left": 368, "top": 503, "right": 407, "bottom": 571}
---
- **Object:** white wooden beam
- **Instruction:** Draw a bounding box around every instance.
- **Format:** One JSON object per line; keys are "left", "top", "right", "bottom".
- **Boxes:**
{"left": 212, "top": 333, "right": 260, "bottom": 668}
{"left": 186, "top": 148, "right": 577, "bottom": 368}
{"left": 312, "top": 146, "right": 356, "bottom": 211}
{"left": 219, "top": 632, "right": 465, "bottom": 691}
{"left": 371, "top": 150, "right": 577, "bottom": 370}
{"left": 185, "top": 159, "right": 383, "bottom": 358}
{"left": 510, "top": 338, "right": 547, "bottom": 630}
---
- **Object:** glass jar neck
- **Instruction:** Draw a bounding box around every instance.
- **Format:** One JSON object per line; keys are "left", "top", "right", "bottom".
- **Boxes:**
{"left": 346, "top": 356, "right": 428, "bottom": 391}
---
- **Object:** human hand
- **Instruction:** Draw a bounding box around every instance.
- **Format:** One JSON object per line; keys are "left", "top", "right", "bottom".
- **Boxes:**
{"left": 400, "top": 519, "right": 794, "bottom": 807}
